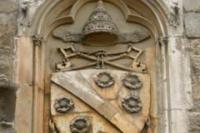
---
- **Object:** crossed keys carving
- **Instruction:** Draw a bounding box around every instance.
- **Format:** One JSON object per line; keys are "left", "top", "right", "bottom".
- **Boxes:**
{"left": 56, "top": 44, "right": 147, "bottom": 72}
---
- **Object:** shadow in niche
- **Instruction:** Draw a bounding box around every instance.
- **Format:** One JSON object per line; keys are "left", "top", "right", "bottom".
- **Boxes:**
{"left": 141, "top": 126, "right": 148, "bottom": 133}
{"left": 0, "top": 81, "right": 16, "bottom": 132}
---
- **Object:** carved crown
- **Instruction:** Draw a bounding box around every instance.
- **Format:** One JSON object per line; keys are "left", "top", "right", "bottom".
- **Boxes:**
{"left": 82, "top": 0, "right": 119, "bottom": 46}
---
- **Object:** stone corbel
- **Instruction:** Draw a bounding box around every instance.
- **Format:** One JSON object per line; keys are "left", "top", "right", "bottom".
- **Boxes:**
{"left": 32, "top": 34, "right": 43, "bottom": 47}
{"left": 19, "top": 0, "right": 32, "bottom": 27}
{"left": 158, "top": 36, "right": 169, "bottom": 46}
{"left": 169, "top": 2, "right": 180, "bottom": 28}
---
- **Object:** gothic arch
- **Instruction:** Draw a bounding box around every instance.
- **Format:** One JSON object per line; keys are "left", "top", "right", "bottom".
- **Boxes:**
{"left": 16, "top": 0, "right": 176, "bottom": 133}
{"left": 31, "top": 0, "right": 169, "bottom": 40}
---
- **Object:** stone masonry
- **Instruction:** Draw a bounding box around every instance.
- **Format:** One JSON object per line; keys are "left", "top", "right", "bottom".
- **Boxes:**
{"left": 0, "top": 0, "right": 200, "bottom": 133}
{"left": 0, "top": 0, "right": 17, "bottom": 133}
{"left": 184, "top": 0, "right": 200, "bottom": 132}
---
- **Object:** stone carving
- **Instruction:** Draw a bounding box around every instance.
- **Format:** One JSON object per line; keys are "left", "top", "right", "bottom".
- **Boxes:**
{"left": 51, "top": 70, "right": 151, "bottom": 132}
{"left": 122, "top": 95, "right": 142, "bottom": 113}
{"left": 53, "top": 0, "right": 150, "bottom": 45}
{"left": 19, "top": 0, "right": 31, "bottom": 27}
{"left": 118, "top": 32, "right": 150, "bottom": 44}
{"left": 50, "top": 0, "right": 152, "bottom": 132}
{"left": 56, "top": 45, "right": 146, "bottom": 72}
{"left": 169, "top": 2, "right": 180, "bottom": 27}
{"left": 82, "top": 0, "right": 119, "bottom": 46}
{"left": 49, "top": 119, "right": 59, "bottom": 133}
{"left": 94, "top": 72, "right": 115, "bottom": 88}
{"left": 123, "top": 74, "right": 143, "bottom": 90}
{"left": 131, "top": 61, "right": 147, "bottom": 73}
{"left": 53, "top": 29, "right": 81, "bottom": 43}
{"left": 54, "top": 97, "right": 74, "bottom": 113}
{"left": 32, "top": 35, "right": 43, "bottom": 46}
{"left": 54, "top": 1, "right": 148, "bottom": 72}
{"left": 53, "top": 30, "right": 150, "bottom": 44}
{"left": 159, "top": 36, "right": 168, "bottom": 46}
{"left": 56, "top": 60, "right": 72, "bottom": 72}
{"left": 70, "top": 116, "right": 91, "bottom": 133}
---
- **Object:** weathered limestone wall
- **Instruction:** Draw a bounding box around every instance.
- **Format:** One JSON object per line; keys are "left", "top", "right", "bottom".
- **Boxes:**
{"left": 184, "top": 0, "right": 200, "bottom": 132}
{"left": 0, "top": 0, "right": 17, "bottom": 133}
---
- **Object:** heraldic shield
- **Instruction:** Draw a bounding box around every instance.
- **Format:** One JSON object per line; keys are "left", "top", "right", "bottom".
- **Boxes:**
{"left": 50, "top": 70, "right": 150, "bottom": 133}
{"left": 49, "top": 1, "right": 152, "bottom": 132}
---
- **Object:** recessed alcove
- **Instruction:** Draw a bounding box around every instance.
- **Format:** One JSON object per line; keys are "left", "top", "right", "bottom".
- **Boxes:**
{"left": 15, "top": 0, "right": 192, "bottom": 133}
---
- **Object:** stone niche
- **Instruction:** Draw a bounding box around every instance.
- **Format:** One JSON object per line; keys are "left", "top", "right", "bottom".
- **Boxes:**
{"left": 47, "top": 1, "right": 155, "bottom": 133}
{"left": 16, "top": 0, "right": 191, "bottom": 133}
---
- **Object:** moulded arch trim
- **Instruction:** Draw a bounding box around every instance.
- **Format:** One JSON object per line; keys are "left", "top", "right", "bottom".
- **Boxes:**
{"left": 68, "top": 0, "right": 131, "bottom": 21}
{"left": 47, "top": 0, "right": 158, "bottom": 40}
{"left": 32, "top": 0, "right": 169, "bottom": 41}
{"left": 50, "top": 0, "right": 134, "bottom": 28}
{"left": 67, "top": 0, "right": 169, "bottom": 37}
{"left": 34, "top": 0, "right": 61, "bottom": 34}
{"left": 28, "top": 1, "right": 171, "bottom": 133}
{"left": 135, "top": 0, "right": 169, "bottom": 36}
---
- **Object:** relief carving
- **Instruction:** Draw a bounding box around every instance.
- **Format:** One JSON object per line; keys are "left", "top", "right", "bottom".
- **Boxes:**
{"left": 70, "top": 116, "right": 91, "bottom": 133}
{"left": 53, "top": 29, "right": 150, "bottom": 44}
{"left": 122, "top": 95, "right": 142, "bottom": 113}
{"left": 123, "top": 74, "right": 143, "bottom": 90}
{"left": 32, "top": 34, "right": 43, "bottom": 46}
{"left": 50, "top": 0, "right": 151, "bottom": 132}
{"left": 53, "top": 0, "right": 149, "bottom": 73}
{"left": 82, "top": 0, "right": 119, "bottom": 46}
{"left": 56, "top": 45, "right": 146, "bottom": 72}
{"left": 53, "top": 0, "right": 150, "bottom": 45}
{"left": 54, "top": 97, "right": 74, "bottom": 113}
{"left": 51, "top": 70, "right": 149, "bottom": 132}
{"left": 94, "top": 72, "right": 115, "bottom": 88}
{"left": 169, "top": 2, "right": 180, "bottom": 27}
{"left": 53, "top": 30, "right": 81, "bottom": 43}
{"left": 19, "top": 0, "right": 31, "bottom": 27}
{"left": 49, "top": 119, "right": 59, "bottom": 133}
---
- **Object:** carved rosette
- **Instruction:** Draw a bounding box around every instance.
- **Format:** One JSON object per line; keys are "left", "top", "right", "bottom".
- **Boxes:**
{"left": 94, "top": 72, "right": 115, "bottom": 88}
{"left": 121, "top": 95, "right": 142, "bottom": 113}
{"left": 123, "top": 74, "right": 143, "bottom": 90}
{"left": 54, "top": 97, "right": 74, "bottom": 113}
{"left": 70, "top": 116, "right": 91, "bottom": 133}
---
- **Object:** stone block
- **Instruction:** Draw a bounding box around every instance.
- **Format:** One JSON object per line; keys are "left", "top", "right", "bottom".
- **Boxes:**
{"left": 190, "top": 99, "right": 200, "bottom": 112}
{"left": 183, "top": 0, "right": 200, "bottom": 12}
{"left": 191, "top": 56, "right": 200, "bottom": 79}
{"left": 0, "top": 87, "right": 16, "bottom": 122}
{"left": 0, "top": 0, "right": 17, "bottom": 13}
{"left": 0, "top": 126, "right": 15, "bottom": 133}
{"left": 190, "top": 40, "right": 200, "bottom": 55}
{"left": 190, "top": 40, "right": 200, "bottom": 100}
{"left": 185, "top": 13, "right": 200, "bottom": 38}
{"left": 189, "top": 113, "right": 200, "bottom": 133}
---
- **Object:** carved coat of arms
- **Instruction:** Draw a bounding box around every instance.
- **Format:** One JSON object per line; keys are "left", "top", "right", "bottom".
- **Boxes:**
{"left": 50, "top": 1, "right": 151, "bottom": 133}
